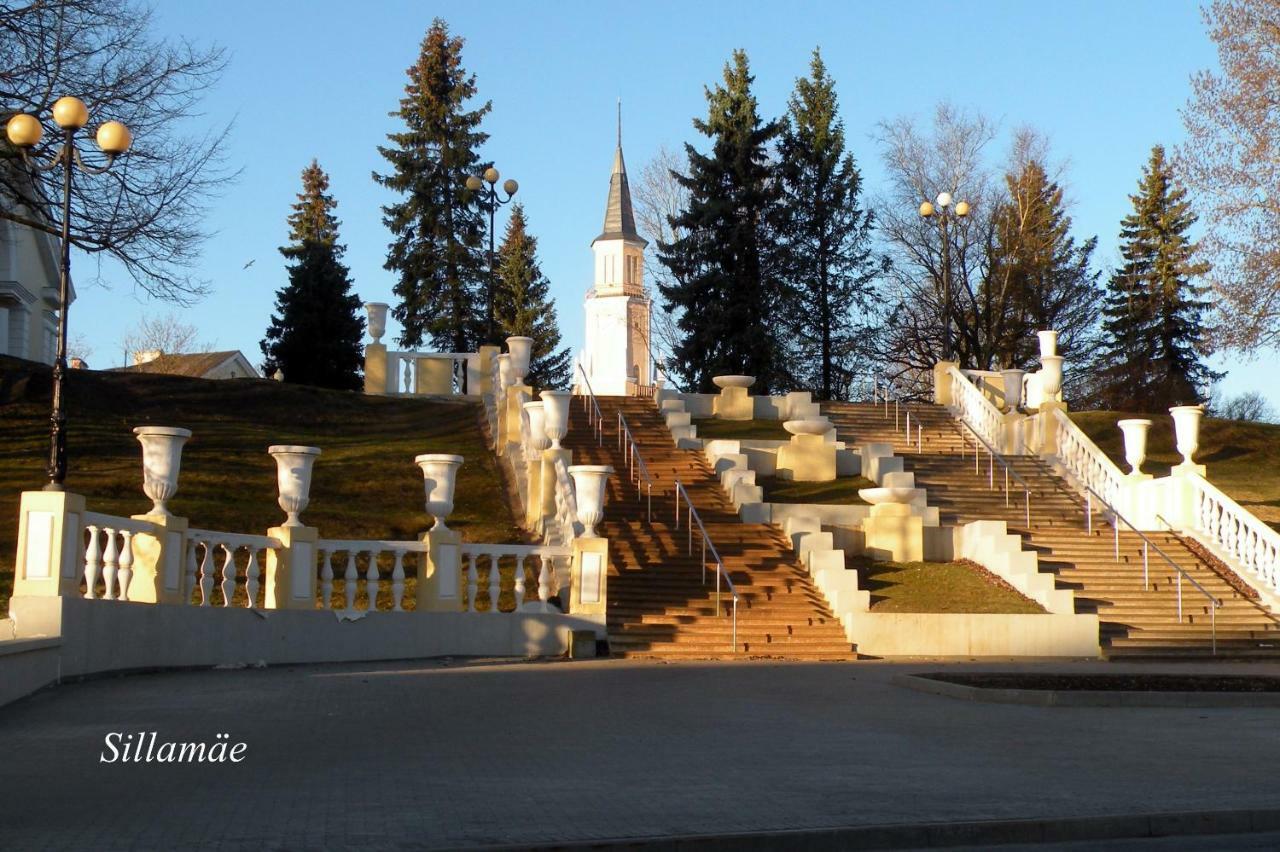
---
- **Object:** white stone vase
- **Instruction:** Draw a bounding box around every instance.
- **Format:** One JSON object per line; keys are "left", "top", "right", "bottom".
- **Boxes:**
{"left": 133, "top": 426, "right": 192, "bottom": 516}
{"left": 1000, "top": 369, "right": 1025, "bottom": 411}
{"left": 569, "top": 465, "right": 613, "bottom": 538}
{"left": 712, "top": 375, "right": 756, "bottom": 390}
{"left": 364, "top": 302, "right": 389, "bottom": 344}
{"left": 506, "top": 336, "right": 534, "bottom": 385}
{"left": 268, "top": 445, "right": 322, "bottom": 527}
{"left": 1037, "top": 330, "right": 1058, "bottom": 358}
{"left": 1040, "top": 355, "right": 1064, "bottom": 400}
{"left": 415, "top": 453, "right": 464, "bottom": 530}
{"left": 1116, "top": 419, "right": 1152, "bottom": 475}
{"left": 1170, "top": 405, "right": 1204, "bottom": 467}
{"left": 541, "top": 391, "right": 572, "bottom": 449}
{"left": 523, "top": 401, "right": 549, "bottom": 453}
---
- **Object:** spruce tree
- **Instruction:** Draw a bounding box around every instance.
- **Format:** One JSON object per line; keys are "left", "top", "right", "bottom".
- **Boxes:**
{"left": 657, "top": 50, "right": 787, "bottom": 393}
{"left": 1094, "top": 145, "right": 1218, "bottom": 409}
{"left": 375, "top": 18, "right": 490, "bottom": 352}
{"left": 777, "top": 49, "right": 883, "bottom": 400}
{"left": 260, "top": 160, "right": 365, "bottom": 390}
{"left": 493, "top": 204, "right": 571, "bottom": 389}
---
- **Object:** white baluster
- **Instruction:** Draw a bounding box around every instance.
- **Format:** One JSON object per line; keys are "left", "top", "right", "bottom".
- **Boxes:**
{"left": 118, "top": 531, "right": 134, "bottom": 601}
{"left": 344, "top": 551, "right": 358, "bottom": 611}
{"left": 102, "top": 528, "right": 120, "bottom": 600}
{"left": 185, "top": 539, "right": 198, "bottom": 604}
{"left": 488, "top": 555, "right": 501, "bottom": 613}
{"left": 538, "top": 555, "right": 552, "bottom": 606}
{"left": 366, "top": 551, "right": 380, "bottom": 612}
{"left": 219, "top": 544, "right": 236, "bottom": 607}
{"left": 514, "top": 555, "right": 526, "bottom": 609}
{"left": 245, "top": 548, "right": 260, "bottom": 608}
{"left": 467, "top": 553, "right": 478, "bottom": 612}
{"left": 84, "top": 525, "right": 102, "bottom": 600}
{"left": 319, "top": 549, "right": 333, "bottom": 609}
{"left": 391, "top": 550, "right": 405, "bottom": 611}
{"left": 199, "top": 541, "right": 214, "bottom": 606}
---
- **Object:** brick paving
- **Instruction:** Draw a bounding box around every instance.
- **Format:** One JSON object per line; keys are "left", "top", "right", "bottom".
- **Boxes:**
{"left": 3, "top": 658, "right": 1280, "bottom": 849}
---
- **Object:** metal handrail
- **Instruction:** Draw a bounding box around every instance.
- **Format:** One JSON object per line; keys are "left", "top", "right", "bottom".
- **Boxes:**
{"left": 1082, "top": 488, "right": 1220, "bottom": 653}
{"left": 616, "top": 409, "right": 654, "bottom": 522}
{"left": 574, "top": 363, "right": 606, "bottom": 446}
{"left": 673, "top": 479, "right": 739, "bottom": 652}
{"left": 952, "top": 418, "right": 1035, "bottom": 528}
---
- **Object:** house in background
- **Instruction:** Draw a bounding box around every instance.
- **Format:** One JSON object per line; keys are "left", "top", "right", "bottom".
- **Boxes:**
{"left": 119, "top": 350, "right": 260, "bottom": 380}
{"left": 0, "top": 213, "right": 65, "bottom": 365}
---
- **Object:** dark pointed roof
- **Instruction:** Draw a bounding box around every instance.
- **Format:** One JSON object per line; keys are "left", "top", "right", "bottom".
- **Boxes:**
{"left": 592, "top": 135, "right": 647, "bottom": 247}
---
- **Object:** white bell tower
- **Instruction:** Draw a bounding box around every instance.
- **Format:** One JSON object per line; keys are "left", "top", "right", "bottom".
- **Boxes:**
{"left": 579, "top": 106, "right": 651, "bottom": 396}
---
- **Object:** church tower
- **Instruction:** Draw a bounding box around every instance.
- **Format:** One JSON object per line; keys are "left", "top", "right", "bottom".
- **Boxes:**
{"left": 579, "top": 109, "right": 651, "bottom": 396}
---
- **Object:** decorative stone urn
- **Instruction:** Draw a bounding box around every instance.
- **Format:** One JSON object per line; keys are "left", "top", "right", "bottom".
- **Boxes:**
{"left": 1116, "top": 419, "right": 1152, "bottom": 476}
{"left": 133, "top": 426, "right": 192, "bottom": 516}
{"left": 712, "top": 375, "right": 756, "bottom": 390}
{"left": 783, "top": 419, "right": 832, "bottom": 436}
{"left": 364, "top": 302, "right": 389, "bottom": 344}
{"left": 1170, "top": 405, "right": 1204, "bottom": 470}
{"left": 1040, "top": 355, "right": 1064, "bottom": 401}
{"left": 712, "top": 375, "right": 756, "bottom": 421}
{"left": 523, "top": 401, "right": 549, "bottom": 453}
{"left": 541, "top": 391, "right": 572, "bottom": 449}
{"left": 1000, "top": 369, "right": 1025, "bottom": 412}
{"left": 506, "top": 336, "right": 533, "bottom": 385}
{"left": 858, "top": 486, "right": 918, "bottom": 505}
{"left": 1037, "top": 330, "right": 1058, "bottom": 358}
{"left": 568, "top": 465, "right": 613, "bottom": 537}
{"left": 268, "top": 445, "right": 322, "bottom": 527}
{"left": 415, "top": 453, "right": 464, "bottom": 530}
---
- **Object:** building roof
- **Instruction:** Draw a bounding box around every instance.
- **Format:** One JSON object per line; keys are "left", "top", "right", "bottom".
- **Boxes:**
{"left": 592, "top": 116, "right": 647, "bottom": 246}
{"left": 117, "top": 350, "right": 250, "bottom": 379}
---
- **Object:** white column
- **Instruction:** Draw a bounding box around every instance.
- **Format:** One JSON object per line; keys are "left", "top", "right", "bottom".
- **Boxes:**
{"left": 0, "top": 305, "right": 9, "bottom": 356}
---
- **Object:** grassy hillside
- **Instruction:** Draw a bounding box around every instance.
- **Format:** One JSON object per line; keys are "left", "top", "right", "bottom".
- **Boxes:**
{"left": 0, "top": 357, "right": 522, "bottom": 614}
{"left": 1070, "top": 410, "right": 1280, "bottom": 531}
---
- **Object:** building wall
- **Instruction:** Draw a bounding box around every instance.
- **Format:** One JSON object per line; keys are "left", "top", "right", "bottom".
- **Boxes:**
{"left": 0, "top": 215, "right": 63, "bottom": 365}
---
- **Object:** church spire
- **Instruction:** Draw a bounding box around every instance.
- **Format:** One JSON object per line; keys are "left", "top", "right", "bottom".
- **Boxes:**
{"left": 593, "top": 101, "right": 645, "bottom": 246}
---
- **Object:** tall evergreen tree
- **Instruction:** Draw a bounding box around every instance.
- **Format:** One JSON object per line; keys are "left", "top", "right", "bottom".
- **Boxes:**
{"left": 985, "top": 158, "right": 1101, "bottom": 370}
{"left": 375, "top": 18, "right": 490, "bottom": 352}
{"left": 260, "top": 160, "right": 365, "bottom": 390}
{"left": 1094, "top": 146, "right": 1218, "bottom": 409}
{"left": 777, "top": 49, "right": 884, "bottom": 400}
{"left": 493, "top": 204, "right": 571, "bottom": 389}
{"left": 658, "top": 50, "right": 787, "bottom": 393}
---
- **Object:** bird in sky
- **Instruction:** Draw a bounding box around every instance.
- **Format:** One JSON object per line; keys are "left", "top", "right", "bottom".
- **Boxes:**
{"left": 243, "top": 259, "right": 255, "bottom": 269}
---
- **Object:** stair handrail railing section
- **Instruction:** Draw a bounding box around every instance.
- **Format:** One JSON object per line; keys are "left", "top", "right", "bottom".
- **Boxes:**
{"left": 1078, "top": 485, "right": 1221, "bottom": 653}
{"left": 1175, "top": 475, "right": 1280, "bottom": 600}
{"left": 574, "top": 363, "right": 606, "bottom": 446}
{"left": 944, "top": 365, "right": 1005, "bottom": 452}
{"left": 616, "top": 409, "right": 654, "bottom": 522}
{"left": 951, "top": 419, "right": 1034, "bottom": 528}
{"left": 1050, "top": 407, "right": 1124, "bottom": 508}
{"left": 672, "top": 479, "right": 738, "bottom": 652}
{"left": 872, "top": 375, "right": 923, "bottom": 450}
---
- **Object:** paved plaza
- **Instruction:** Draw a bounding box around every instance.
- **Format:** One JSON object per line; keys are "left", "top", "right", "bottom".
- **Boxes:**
{"left": 3, "top": 658, "right": 1280, "bottom": 850}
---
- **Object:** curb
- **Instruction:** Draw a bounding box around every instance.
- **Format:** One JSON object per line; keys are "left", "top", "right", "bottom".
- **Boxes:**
{"left": 459, "top": 807, "right": 1280, "bottom": 851}
{"left": 893, "top": 672, "right": 1280, "bottom": 707}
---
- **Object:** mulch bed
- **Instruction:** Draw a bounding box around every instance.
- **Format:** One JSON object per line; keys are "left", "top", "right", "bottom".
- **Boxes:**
{"left": 922, "top": 673, "right": 1280, "bottom": 692}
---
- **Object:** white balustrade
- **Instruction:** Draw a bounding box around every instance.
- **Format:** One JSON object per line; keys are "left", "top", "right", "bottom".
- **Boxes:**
{"left": 185, "top": 529, "right": 282, "bottom": 608}
{"left": 316, "top": 539, "right": 425, "bottom": 613}
{"left": 946, "top": 366, "right": 1005, "bottom": 450}
{"left": 1188, "top": 477, "right": 1280, "bottom": 597}
{"left": 457, "top": 543, "right": 571, "bottom": 613}
{"left": 1050, "top": 408, "right": 1123, "bottom": 507}
{"left": 385, "top": 352, "right": 475, "bottom": 396}
{"left": 82, "top": 513, "right": 152, "bottom": 601}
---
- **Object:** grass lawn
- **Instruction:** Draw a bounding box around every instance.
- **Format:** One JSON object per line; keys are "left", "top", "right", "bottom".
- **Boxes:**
{"left": 692, "top": 417, "right": 793, "bottom": 440}
{"left": 848, "top": 554, "right": 1047, "bottom": 614}
{"left": 1070, "top": 410, "right": 1280, "bottom": 531}
{"left": 760, "top": 475, "right": 875, "bottom": 504}
{"left": 0, "top": 356, "right": 523, "bottom": 616}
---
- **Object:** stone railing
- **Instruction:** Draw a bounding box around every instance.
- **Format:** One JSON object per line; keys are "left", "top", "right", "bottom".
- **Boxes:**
{"left": 186, "top": 528, "right": 283, "bottom": 608}
{"left": 1050, "top": 408, "right": 1124, "bottom": 508}
{"left": 1186, "top": 476, "right": 1280, "bottom": 598}
{"left": 386, "top": 351, "right": 478, "bottom": 396}
{"left": 548, "top": 457, "right": 580, "bottom": 545}
{"left": 82, "top": 513, "right": 154, "bottom": 601}
{"left": 945, "top": 365, "right": 1005, "bottom": 451}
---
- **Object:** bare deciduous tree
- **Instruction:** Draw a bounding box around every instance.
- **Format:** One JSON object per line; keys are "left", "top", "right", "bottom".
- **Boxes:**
{"left": 0, "top": 0, "right": 233, "bottom": 303}
{"left": 1180, "top": 0, "right": 1280, "bottom": 351}
{"left": 1212, "top": 389, "right": 1278, "bottom": 423}
{"left": 631, "top": 144, "right": 688, "bottom": 384}
{"left": 120, "top": 312, "right": 213, "bottom": 363}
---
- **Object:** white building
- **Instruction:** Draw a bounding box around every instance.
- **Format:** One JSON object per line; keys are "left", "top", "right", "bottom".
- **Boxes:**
{"left": 578, "top": 126, "right": 651, "bottom": 396}
{"left": 0, "top": 210, "right": 66, "bottom": 365}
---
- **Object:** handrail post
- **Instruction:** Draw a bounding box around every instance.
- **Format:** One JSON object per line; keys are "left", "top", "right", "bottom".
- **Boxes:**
{"left": 715, "top": 560, "right": 721, "bottom": 616}
{"left": 1143, "top": 540, "right": 1149, "bottom": 590}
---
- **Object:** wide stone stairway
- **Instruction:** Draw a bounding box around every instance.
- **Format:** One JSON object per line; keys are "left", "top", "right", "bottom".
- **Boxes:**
{"left": 563, "top": 397, "right": 855, "bottom": 660}
{"left": 826, "top": 401, "right": 1280, "bottom": 658}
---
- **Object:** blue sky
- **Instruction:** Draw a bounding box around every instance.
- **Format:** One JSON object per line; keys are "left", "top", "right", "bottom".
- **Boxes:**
{"left": 69, "top": 1, "right": 1272, "bottom": 405}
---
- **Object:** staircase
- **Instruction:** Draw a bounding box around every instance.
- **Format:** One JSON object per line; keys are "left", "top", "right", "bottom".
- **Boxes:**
{"left": 563, "top": 396, "right": 855, "bottom": 660}
{"left": 825, "top": 401, "right": 1280, "bottom": 658}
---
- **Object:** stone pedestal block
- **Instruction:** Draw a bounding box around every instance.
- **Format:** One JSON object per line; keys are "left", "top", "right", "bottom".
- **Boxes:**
{"left": 863, "top": 503, "right": 923, "bottom": 563}
{"left": 126, "top": 512, "right": 188, "bottom": 604}
{"left": 570, "top": 536, "right": 609, "bottom": 615}
{"left": 777, "top": 433, "right": 837, "bottom": 482}
{"left": 363, "top": 343, "right": 387, "bottom": 395}
{"left": 14, "top": 490, "right": 86, "bottom": 598}
{"left": 265, "top": 524, "right": 319, "bottom": 610}
{"left": 714, "top": 386, "right": 753, "bottom": 421}
{"left": 417, "top": 526, "right": 463, "bottom": 612}
{"left": 415, "top": 358, "right": 454, "bottom": 395}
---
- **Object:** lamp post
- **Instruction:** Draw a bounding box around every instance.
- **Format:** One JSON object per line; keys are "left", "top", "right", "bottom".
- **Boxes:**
{"left": 6, "top": 97, "right": 132, "bottom": 490}
{"left": 919, "top": 191, "right": 970, "bottom": 363}
{"left": 464, "top": 167, "right": 518, "bottom": 345}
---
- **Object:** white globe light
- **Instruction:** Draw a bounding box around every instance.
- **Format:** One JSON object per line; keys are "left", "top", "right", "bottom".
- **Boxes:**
{"left": 936, "top": 191, "right": 953, "bottom": 209}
